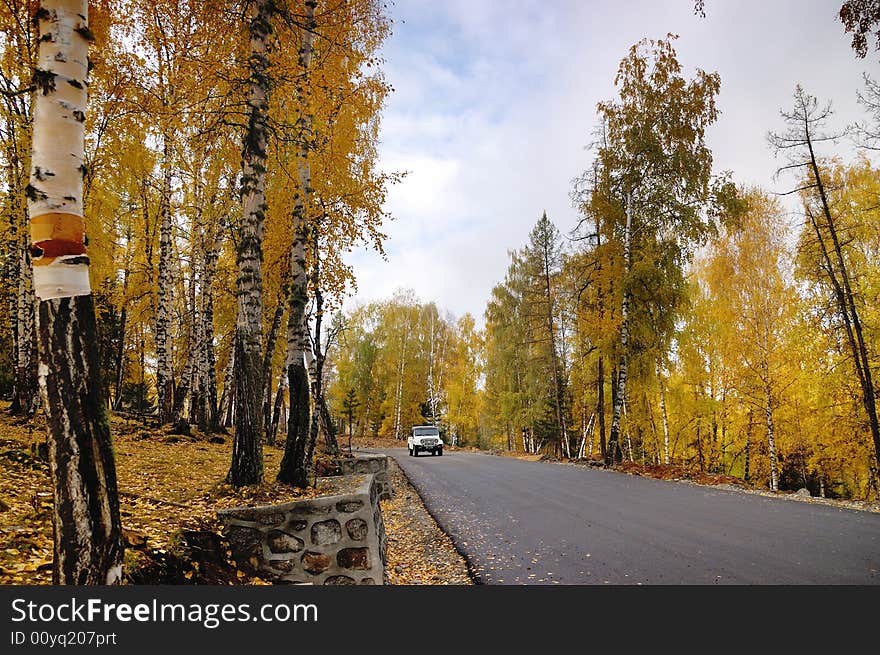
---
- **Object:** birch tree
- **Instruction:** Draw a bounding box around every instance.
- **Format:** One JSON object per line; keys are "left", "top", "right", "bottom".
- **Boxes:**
{"left": 229, "top": 0, "right": 275, "bottom": 486}
{"left": 278, "top": 0, "right": 316, "bottom": 486}
{"left": 27, "top": 0, "right": 123, "bottom": 584}
{"left": 594, "top": 35, "right": 729, "bottom": 465}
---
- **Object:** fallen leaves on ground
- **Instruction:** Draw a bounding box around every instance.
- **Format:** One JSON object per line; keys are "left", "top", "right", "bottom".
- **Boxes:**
{"left": 0, "top": 416, "right": 54, "bottom": 585}
{"left": 0, "top": 405, "right": 322, "bottom": 585}
{"left": 381, "top": 459, "right": 473, "bottom": 585}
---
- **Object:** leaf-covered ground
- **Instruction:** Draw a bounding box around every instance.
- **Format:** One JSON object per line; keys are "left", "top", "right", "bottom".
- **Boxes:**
{"left": 0, "top": 406, "right": 474, "bottom": 585}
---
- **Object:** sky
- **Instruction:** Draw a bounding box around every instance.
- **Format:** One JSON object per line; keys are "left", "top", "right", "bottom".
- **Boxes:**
{"left": 343, "top": 0, "right": 879, "bottom": 325}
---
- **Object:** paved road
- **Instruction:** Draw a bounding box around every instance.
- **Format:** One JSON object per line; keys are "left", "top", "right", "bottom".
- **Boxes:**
{"left": 373, "top": 448, "right": 880, "bottom": 584}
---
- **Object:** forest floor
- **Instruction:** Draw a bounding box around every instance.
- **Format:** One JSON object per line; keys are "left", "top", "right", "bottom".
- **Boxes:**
{"left": 0, "top": 405, "right": 472, "bottom": 585}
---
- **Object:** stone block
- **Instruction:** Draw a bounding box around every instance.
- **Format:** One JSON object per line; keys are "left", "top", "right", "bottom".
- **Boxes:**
{"left": 311, "top": 519, "right": 342, "bottom": 546}
{"left": 346, "top": 518, "right": 368, "bottom": 541}
{"left": 267, "top": 530, "right": 304, "bottom": 554}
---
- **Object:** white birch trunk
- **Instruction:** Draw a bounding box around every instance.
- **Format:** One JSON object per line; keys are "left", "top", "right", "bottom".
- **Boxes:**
{"left": 201, "top": 233, "right": 221, "bottom": 429}
{"left": 763, "top": 375, "right": 778, "bottom": 492}
{"left": 608, "top": 192, "right": 632, "bottom": 464}
{"left": 278, "top": 0, "right": 317, "bottom": 486}
{"left": 427, "top": 312, "right": 437, "bottom": 424}
{"left": 155, "top": 136, "right": 173, "bottom": 424}
{"left": 29, "top": 0, "right": 123, "bottom": 584}
{"left": 393, "top": 329, "right": 408, "bottom": 440}
{"left": 230, "top": 0, "right": 274, "bottom": 485}
{"left": 658, "top": 365, "right": 671, "bottom": 466}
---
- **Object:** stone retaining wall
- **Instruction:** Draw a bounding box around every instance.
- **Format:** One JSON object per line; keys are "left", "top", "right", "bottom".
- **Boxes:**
{"left": 334, "top": 454, "right": 392, "bottom": 501}
{"left": 218, "top": 473, "right": 386, "bottom": 585}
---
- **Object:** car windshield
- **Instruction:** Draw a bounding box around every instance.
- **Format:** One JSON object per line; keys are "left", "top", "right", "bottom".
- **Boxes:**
{"left": 413, "top": 427, "right": 439, "bottom": 437}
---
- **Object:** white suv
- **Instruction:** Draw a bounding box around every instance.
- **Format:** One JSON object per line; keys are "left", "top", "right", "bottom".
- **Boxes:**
{"left": 408, "top": 425, "right": 443, "bottom": 457}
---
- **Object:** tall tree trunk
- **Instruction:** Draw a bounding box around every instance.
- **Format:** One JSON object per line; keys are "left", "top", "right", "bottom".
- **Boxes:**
{"left": 28, "top": 0, "right": 123, "bottom": 584}
{"left": 427, "top": 311, "right": 437, "bottom": 424}
{"left": 658, "top": 362, "right": 671, "bottom": 465}
{"left": 112, "top": 229, "right": 131, "bottom": 411}
{"left": 8, "top": 142, "right": 38, "bottom": 417}
{"left": 308, "top": 239, "right": 339, "bottom": 457}
{"left": 218, "top": 345, "right": 234, "bottom": 429}
{"left": 262, "top": 292, "right": 286, "bottom": 443}
{"left": 743, "top": 409, "right": 752, "bottom": 483}
{"left": 646, "top": 392, "right": 659, "bottom": 464}
{"left": 278, "top": 0, "right": 316, "bottom": 486}
{"left": 155, "top": 134, "right": 174, "bottom": 425}
{"left": 607, "top": 193, "right": 632, "bottom": 466}
{"left": 187, "top": 198, "right": 205, "bottom": 429}
{"left": 762, "top": 369, "right": 779, "bottom": 491}
{"left": 393, "top": 329, "right": 407, "bottom": 440}
{"left": 307, "top": 254, "right": 339, "bottom": 458}
{"left": 173, "top": 253, "right": 197, "bottom": 426}
{"left": 229, "top": 0, "right": 275, "bottom": 486}
{"left": 5, "top": 100, "right": 39, "bottom": 418}
{"left": 14, "top": 215, "right": 39, "bottom": 417}
{"left": 597, "top": 355, "right": 606, "bottom": 461}
{"left": 201, "top": 234, "right": 221, "bottom": 431}
{"left": 269, "top": 366, "right": 288, "bottom": 446}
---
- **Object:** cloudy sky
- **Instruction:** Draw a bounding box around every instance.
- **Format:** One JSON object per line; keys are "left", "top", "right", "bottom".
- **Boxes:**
{"left": 343, "top": 0, "right": 877, "bottom": 324}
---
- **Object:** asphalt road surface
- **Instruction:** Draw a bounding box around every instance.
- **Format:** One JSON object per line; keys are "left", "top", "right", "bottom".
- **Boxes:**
{"left": 374, "top": 448, "right": 880, "bottom": 584}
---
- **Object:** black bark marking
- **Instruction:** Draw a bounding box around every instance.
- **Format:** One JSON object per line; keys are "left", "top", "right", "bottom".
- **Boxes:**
{"left": 75, "top": 26, "right": 95, "bottom": 42}
{"left": 25, "top": 184, "right": 47, "bottom": 201}
{"left": 67, "top": 79, "right": 84, "bottom": 90}
{"left": 63, "top": 255, "right": 90, "bottom": 266}
{"left": 73, "top": 110, "right": 85, "bottom": 123}
{"left": 32, "top": 69, "right": 56, "bottom": 95}
{"left": 32, "top": 7, "right": 50, "bottom": 26}
{"left": 34, "top": 166, "right": 55, "bottom": 181}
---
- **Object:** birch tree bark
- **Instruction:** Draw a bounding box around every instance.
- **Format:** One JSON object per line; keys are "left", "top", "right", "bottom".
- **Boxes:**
{"left": 658, "top": 362, "right": 671, "bottom": 465}
{"left": 606, "top": 193, "right": 632, "bottom": 466}
{"left": 278, "top": 0, "right": 317, "bottom": 486}
{"left": 393, "top": 328, "right": 408, "bottom": 440}
{"left": 14, "top": 194, "right": 39, "bottom": 417}
{"left": 262, "top": 290, "right": 286, "bottom": 443}
{"left": 4, "top": 111, "right": 38, "bottom": 417}
{"left": 28, "top": 0, "right": 123, "bottom": 584}
{"left": 762, "top": 370, "right": 779, "bottom": 491}
{"left": 155, "top": 135, "right": 174, "bottom": 425}
{"left": 200, "top": 232, "right": 221, "bottom": 431}
{"left": 269, "top": 361, "right": 288, "bottom": 445}
{"left": 229, "top": 0, "right": 275, "bottom": 486}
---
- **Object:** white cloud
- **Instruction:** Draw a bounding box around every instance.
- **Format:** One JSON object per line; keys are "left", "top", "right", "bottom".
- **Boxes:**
{"left": 343, "top": 0, "right": 878, "bottom": 326}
